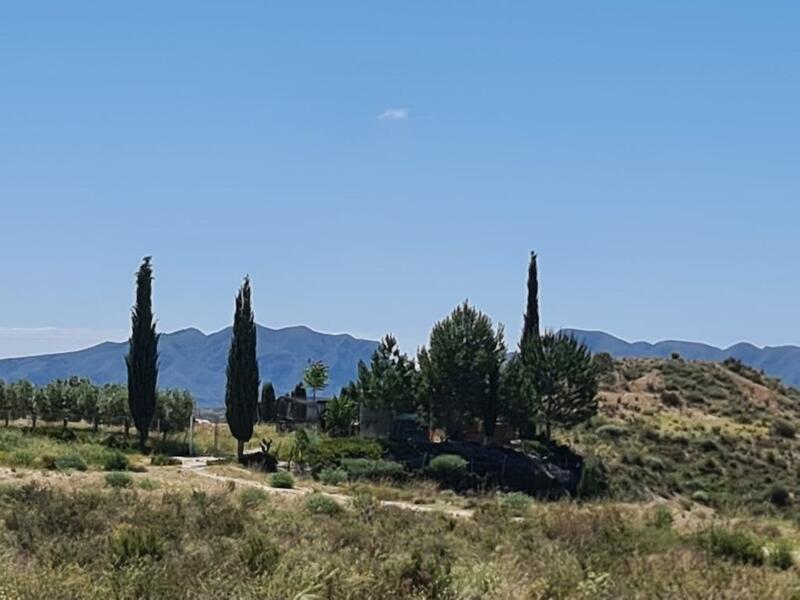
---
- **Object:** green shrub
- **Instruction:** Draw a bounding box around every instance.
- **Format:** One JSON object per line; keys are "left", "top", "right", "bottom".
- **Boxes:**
{"left": 427, "top": 454, "right": 468, "bottom": 476}
{"left": 138, "top": 478, "right": 158, "bottom": 491}
{"left": 151, "top": 454, "right": 180, "bottom": 467}
{"left": 270, "top": 472, "right": 294, "bottom": 489}
{"left": 340, "top": 458, "right": 405, "bottom": 481}
{"left": 577, "top": 456, "right": 609, "bottom": 499}
{"left": 103, "top": 450, "right": 130, "bottom": 471}
{"left": 111, "top": 525, "right": 165, "bottom": 565}
{"left": 351, "top": 493, "right": 380, "bottom": 522}
{"left": 643, "top": 455, "right": 666, "bottom": 471}
{"left": 305, "top": 493, "right": 344, "bottom": 516}
{"left": 596, "top": 424, "right": 627, "bottom": 438}
{"left": 305, "top": 437, "right": 383, "bottom": 472}
{"left": 772, "top": 418, "right": 796, "bottom": 439}
{"left": 498, "top": 492, "right": 531, "bottom": 515}
{"left": 240, "top": 487, "right": 269, "bottom": 509}
{"left": 648, "top": 507, "right": 674, "bottom": 530}
{"left": 767, "top": 540, "right": 794, "bottom": 570}
{"left": 54, "top": 454, "right": 88, "bottom": 472}
{"left": 691, "top": 490, "right": 711, "bottom": 505}
{"left": 701, "top": 528, "right": 764, "bottom": 566}
{"left": 105, "top": 472, "right": 133, "bottom": 488}
{"left": 660, "top": 391, "right": 682, "bottom": 408}
{"left": 768, "top": 485, "right": 791, "bottom": 508}
{"left": 318, "top": 467, "right": 347, "bottom": 486}
{"left": 240, "top": 535, "right": 279, "bottom": 575}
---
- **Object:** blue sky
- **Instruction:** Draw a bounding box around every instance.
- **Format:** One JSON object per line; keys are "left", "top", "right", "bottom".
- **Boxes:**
{"left": 1, "top": 2, "right": 799, "bottom": 358}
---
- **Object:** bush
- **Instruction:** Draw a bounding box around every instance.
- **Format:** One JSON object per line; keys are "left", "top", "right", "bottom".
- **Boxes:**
{"left": 427, "top": 454, "right": 468, "bottom": 476}
{"left": 596, "top": 424, "right": 627, "bottom": 438}
{"left": 305, "top": 437, "right": 383, "bottom": 472}
{"left": 691, "top": 490, "right": 711, "bottom": 505}
{"left": 151, "top": 454, "right": 180, "bottom": 467}
{"left": 318, "top": 467, "right": 347, "bottom": 486}
{"left": 240, "top": 487, "right": 268, "bottom": 509}
{"left": 643, "top": 455, "right": 666, "bottom": 471}
{"left": 772, "top": 418, "right": 796, "bottom": 439}
{"left": 305, "top": 493, "right": 344, "bottom": 516}
{"left": 498, "top": 492, "right": 531, "bottom": 515}
{"left": 54, "top": 454, "right": 88, "bottom": 472}
{"left": 138, "top": 478, "right": 158, "bottom": 491}
{"left": 648, "top": 507, "right": 674, "bottom": 530}
{"left": 340, "top": 458, "right": 405, "bottom": 481}
{"left": 105, "top": 472, "right": 133, "bottom": 489}
{"left": 111, "top": 525, "right": 165, "bottom": 565}
{"left": 767, "top": 540, "right": 794, "bottom": 570}
{"left": 241, "top": 535, "right": 279, "bottom": 575}
{"left": 701, "top": 528, "right": 764, "bottom": 566}
{"left": 103, "top": 450, "right": 130, "bottom": 471}
{"left": 768, "top": 485, "right": 791, "bottom": 508}
{"left": 576, "top": 456, "right": 609, "bottom": 499}
{"left": 660, "top": 391, "right": 682, "bottom": 408}
{"left": 270, "top": 472, "right": 294, "bottom": 489}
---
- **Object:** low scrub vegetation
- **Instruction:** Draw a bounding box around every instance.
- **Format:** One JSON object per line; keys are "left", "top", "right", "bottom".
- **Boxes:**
{"left": 0, "top": 482, "right": 796, "bottom": 598}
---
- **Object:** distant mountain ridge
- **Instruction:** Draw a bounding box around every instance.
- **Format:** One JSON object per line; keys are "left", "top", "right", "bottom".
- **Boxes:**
{"left": 0, "top": 325, "right": 378, "bottom": 407}
{"left": 564, "top": 329, "right": 800, "bottom": 388}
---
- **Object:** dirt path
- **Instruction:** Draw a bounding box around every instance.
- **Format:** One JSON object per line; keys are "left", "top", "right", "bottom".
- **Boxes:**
{"left": 175, "top": 456, "right": 475, "bottom": 518}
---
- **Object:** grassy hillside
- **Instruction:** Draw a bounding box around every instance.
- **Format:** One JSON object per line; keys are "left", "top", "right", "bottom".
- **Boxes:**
{"left": 566, "top": 356, "right": 800, "bottom": 514}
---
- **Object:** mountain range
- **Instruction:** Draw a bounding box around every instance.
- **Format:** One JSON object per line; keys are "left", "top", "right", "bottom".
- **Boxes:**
{"left": 563, "top": 329, "right": 800, "bottom": 388}
{"left": 0, "top": 325, "right": 378, "bottom": 407}
{"left": 0, "top": 326, "right": 798, "bottom": 407}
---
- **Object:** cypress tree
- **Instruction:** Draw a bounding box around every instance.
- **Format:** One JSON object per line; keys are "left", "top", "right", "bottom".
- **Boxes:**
{"left": 225, "top": 276, "right": 260, "bottom": 461}
{"left": 521, "top": 251, "right": 540, "bottom": 344}
{"left": 125, "top": 256, "right": 159, "bottom": 452}
{"left": 259, "top": 382, "right": 276, "bottom": 423}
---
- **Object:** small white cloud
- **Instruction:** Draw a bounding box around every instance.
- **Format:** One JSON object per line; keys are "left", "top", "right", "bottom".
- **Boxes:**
{"left": 377, "top": 108, "right": 409, "bottom": 121}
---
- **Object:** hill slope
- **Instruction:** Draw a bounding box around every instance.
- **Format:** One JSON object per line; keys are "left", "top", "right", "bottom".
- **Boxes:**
{"left": 0, "top": 325, "right": 378, "bottom": 406}
{"left": 565, "top": 329, "right": 800, "bottom": 387}
{"left": 568, "top": 356, "right": 800, "bottom": 512}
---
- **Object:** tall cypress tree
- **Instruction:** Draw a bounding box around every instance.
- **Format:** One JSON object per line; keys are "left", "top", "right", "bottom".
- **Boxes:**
{"left": 125, "top": 256, "right": 159, "bottom": 452}
{"left": 522, "top": 251, "right": 540, "bottom": 344}
{"left": 225, "top": 276, "right": 260, "bottom": 460}
{"left": 259, "top": 382, "right": 276, "bottom": 423}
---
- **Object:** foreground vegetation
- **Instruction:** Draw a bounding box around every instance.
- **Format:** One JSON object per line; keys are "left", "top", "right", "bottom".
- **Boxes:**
{"left": 0, "top": 472, "right": 798, "bottom": 599}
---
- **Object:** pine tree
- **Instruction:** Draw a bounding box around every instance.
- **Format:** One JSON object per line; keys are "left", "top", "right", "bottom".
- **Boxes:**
{"left": 259, "top": 382, "right": 276, "bottom": 423}
{"left": 418, "top": 301, "right": 506, "bottom": 441}
{"left": 292, "top": 383, "right": 307, "bottom": 399}
{"left": 522, "top": 251, "right": 540, "bottom": 344}
{"left": 225, "top": 276, "right": 260, "bottom": 460}
{"left": 125, "top": 256, "right": 159, "bottom": 452}
{"left": 517, "top": 331, "right": 598, "bottom": 440}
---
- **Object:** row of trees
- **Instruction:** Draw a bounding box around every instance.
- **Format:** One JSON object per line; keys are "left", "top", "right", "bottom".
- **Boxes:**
{"left": 336, "top": 252, "right": 599, "bottom": 442}
{"left": 0, "top": 377, "right": 194, "bottom": 436}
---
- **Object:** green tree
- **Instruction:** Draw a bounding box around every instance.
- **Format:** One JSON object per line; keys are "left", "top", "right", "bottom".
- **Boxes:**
{"left": 74, "top": 378, "right": 101, "bottom": 432}
{"left": 43, "top": 378, "right": 77, "bottom": 430}
{"left": 259, "top": 382, "right": 276, "bottom": 423}
{"left": 156, "top": 389, "right": 195, "bottom": 441}
{"left": 225, "top": 276, "right": 260, "bottom": 461}
{"left": 517, "top": 331, "right": 598, "bottom": 440}
{"left": 322, "top": 392, "right": 357, "bottom": 437}
{"left": 99, "top": 383, "right": 131, "bottom": 436}
{"left": 417, "top": 301, "right": 506, "bottom": 441}
{"left": 126, "top": 256, "right": 160, "bottom": 451}
{"left": 505, "top": 251, "right": 542, "bottom": 439}
{"left": 303, "top": 361, "right": 329, "bottom": 402}
{"left": 522, "top": 251, "right": 540, "bottom": 344}
{"left": 0, "top": 379, "right": 9, "bottom": 426}
{"left": 292, "top": 383, "right": 307, "bottom": 399}
{"left": 357, "top": 334, "right": 417, "bottom": 414}
{"left": 12, "top": 380, "right": 38, "bottom": 429}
